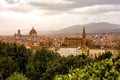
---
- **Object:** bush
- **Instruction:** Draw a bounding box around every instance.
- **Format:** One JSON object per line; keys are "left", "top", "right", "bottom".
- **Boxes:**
{"left": 55, "top": 52, "right": 120, "bottom": 80}
{"left": 6, "top": 72, "right": 26, "bottom": 80}
{"left": 0, "top": 42, "right": 32, "bottom": 79}
{"left": 26, "top": 48, "right": 60, "bottom": 80}
{"left": 0, "top": 57, "right": 19, "bottom": 79}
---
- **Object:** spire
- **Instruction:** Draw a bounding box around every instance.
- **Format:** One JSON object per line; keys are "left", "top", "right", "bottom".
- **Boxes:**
{"left": 82, "top": 26, "right": 86, "bottom": 38}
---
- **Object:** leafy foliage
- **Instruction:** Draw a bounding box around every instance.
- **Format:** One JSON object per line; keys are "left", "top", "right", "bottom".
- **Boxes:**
{"left": 55, "top": 52, "right": 120, "bottom": 80}
{"left": 26, "top": 48, "right": 61, "bottom": 80}
{"left": 42, "top": 54, "right": 92, "bottom": 80}
{"left": 0, "top": 57, "right": 19, "bottom": 79}
{"left": 0, "top": 42, "right": 118, "bottom": 80}
{"left": 26, "top": 48, "right": 94, "bottom": 80}
{"left": 95, "top": 51, "right": 113, "bottom": 61}
{"left": 0, "top": 42, "right": 32, "bottom": 79}
{"left": 6, "top": 72, "right": 26, "bottom": 80}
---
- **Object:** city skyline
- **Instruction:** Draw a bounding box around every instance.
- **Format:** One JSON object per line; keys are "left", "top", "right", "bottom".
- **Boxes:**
{"left": 0, "top": 0, "right": 120, "bottom": 34}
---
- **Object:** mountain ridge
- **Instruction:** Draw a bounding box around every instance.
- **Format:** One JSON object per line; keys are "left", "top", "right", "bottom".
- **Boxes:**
{"left": 54, "top": 22, "right": 120, "bottom": 34}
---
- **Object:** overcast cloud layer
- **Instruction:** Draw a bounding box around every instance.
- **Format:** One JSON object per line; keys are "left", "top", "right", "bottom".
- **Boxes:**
{"left": 0, "top": 0, "right": 120, "bottom": 35}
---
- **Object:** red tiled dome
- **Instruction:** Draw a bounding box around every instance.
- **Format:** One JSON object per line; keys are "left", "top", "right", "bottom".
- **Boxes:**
{"left": 29, "top": 27, "right": 37, "bottom": 35}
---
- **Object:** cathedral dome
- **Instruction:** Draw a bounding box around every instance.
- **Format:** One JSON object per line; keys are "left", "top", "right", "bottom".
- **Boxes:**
{"left": 29, "top": 27, "right": 37, "bottom": 36}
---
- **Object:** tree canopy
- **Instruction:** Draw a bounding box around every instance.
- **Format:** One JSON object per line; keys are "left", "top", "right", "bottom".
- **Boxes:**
{"left": 0, "top": 42, "right": 118, "bottom": 80}
{"left": 0, "top": 42, "right": 32, "bottom": 79}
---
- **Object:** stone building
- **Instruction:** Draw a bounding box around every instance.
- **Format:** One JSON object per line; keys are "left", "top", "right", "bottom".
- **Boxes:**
{"left": 61, "top": 27, "right": 90, "bottom": 55}
{"left": 63, "top": 27, "right": 90, "bottom": 48}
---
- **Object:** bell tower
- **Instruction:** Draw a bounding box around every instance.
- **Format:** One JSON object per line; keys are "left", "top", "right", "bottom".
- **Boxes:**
{"left": 81, "top": 26, "right": 89, "bottom": 56}
{"left": 82, "top": 27, "right": 86, "bottom": 47}
{"left": 82, "top": 26, "right": 86, "bottom": 39}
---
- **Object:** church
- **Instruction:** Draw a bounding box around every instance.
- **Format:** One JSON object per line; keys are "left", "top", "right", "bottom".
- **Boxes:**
{"left": 62, "top": 27, "right": 90, "bottom": 48}
{"left": 58, "top": 27, "right": 91, "bottom": 56}
{"left": 14, "top": 27, "right": 37, "bottom": 39}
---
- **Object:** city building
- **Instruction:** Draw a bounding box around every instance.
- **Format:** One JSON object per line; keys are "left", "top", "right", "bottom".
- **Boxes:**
{"left": 1, "top": 26, "right": 118, "bottom": 57}
{"left": 14, "top": 30, "right": 21, "bottom": 39}
{"left": 57, "top": 27, "right": 90, "bottom": 56}
{"left": 62, "top": 27, "right": 90, "bottom": 48}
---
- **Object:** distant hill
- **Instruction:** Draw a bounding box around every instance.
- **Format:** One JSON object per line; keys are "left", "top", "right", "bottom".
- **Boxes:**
{"left": 55, "top": 22, "right": 120, "bottom": 34}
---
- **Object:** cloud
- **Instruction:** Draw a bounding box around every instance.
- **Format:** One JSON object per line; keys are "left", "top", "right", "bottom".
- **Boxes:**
{"left": 28, "top": 0, "right": 120, "bottom": 12}
{"left": 20, "top": 0, "right": 120, "bottom": 15}
{"left": 64, "top": 0, "right": 120, "bottom": 7}
{"left": 30, "top": 0, "right": 120, "bottom": 12}
{"left": 27, "top": 0, "right": 73, "bottom": 11}
{"left": 1, "top": 0, "right": 120, "bottom": 15}
{"left": 0, "top": 0, "right": 73, "bottom": 15}
{"left": 3, "top": 4, "right": 33, "bottom": 13}
{"left": 5, "top": 0, "right": 20, "bottom": 4}
{"left": 28, "top": 0, "right": 73, "bottom": 4}
{"left": 30, "top": 9, "right": 63, "bottom": 16}
{"left": 30, "top": 9, "right": 48, "bottom": 16}
{"left": 70, "top": 5, "right": 120, "bottom": 14}
{"left": 1, "top": 0, "right": 33, "bottom": 13}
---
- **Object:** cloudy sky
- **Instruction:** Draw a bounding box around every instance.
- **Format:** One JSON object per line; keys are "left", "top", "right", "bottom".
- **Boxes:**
{"left": 0, "top": 0, "right": 120, "bottom": 35}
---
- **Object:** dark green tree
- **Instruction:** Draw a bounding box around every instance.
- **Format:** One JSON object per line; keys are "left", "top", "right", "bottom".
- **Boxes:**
{"left": 0, "top": 57, "right": 19, "bottom": 79}
{"left": 96, "top": 51, "right": 112, "bottom": 61}
{"left": 0, "top": 42, "right": 32, "bottom": 79}
{"left": 42, "top": 54, "right": 92, "bottom": 80}
{"left": 0, "top": 42, "right": 32, "bottom": 73}
{"left": 26, "top": 48, "right": 60, "bottom": 80}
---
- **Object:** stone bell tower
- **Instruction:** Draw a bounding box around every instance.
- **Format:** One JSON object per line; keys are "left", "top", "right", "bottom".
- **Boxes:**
{"left": 81, "top": 26, "right": 89, "bottom": 56}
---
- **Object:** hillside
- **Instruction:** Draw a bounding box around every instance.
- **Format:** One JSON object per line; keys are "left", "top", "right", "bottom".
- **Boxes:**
{"left": 55, "top": 22, "right": 120, "bottom": 34}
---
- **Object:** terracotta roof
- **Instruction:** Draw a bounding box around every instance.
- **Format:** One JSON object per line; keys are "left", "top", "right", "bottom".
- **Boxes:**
{"left": 65, "top": 37, "right": 82, "bottom": 40}
{"left": 29, "top": 27, "right": 37, "bottom": 35}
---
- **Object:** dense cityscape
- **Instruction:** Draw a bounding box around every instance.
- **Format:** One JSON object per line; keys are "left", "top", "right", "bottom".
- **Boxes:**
{"left": 0, "top": 27, "right": 119, "bottom": 57}
{"left": 1, "top": 0, "right": 120, "bottom": 80}
{"left": 0, "top": 26, "right": 120, "bottom": 80}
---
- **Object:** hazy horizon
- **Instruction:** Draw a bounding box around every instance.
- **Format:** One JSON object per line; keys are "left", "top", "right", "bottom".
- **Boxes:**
{"left": 0, "top": 0, "right": 120, "bottom": 35}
